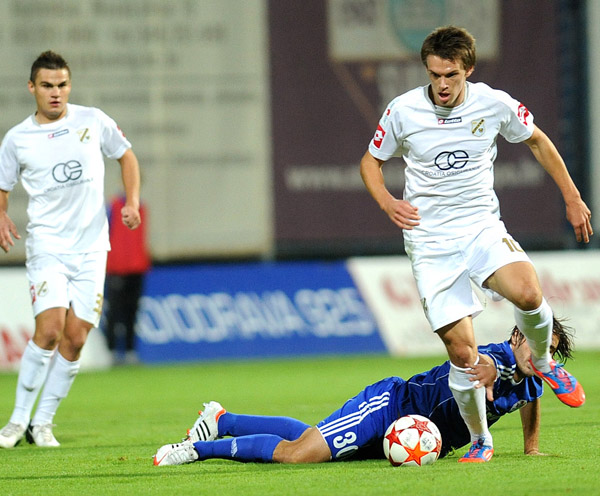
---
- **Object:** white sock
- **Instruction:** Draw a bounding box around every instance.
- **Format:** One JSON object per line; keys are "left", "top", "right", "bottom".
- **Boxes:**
{"left": 9, "top": 340, "right": 54, "bottom": 426}
{"left": 31, "top": 352, "right": 80, "bottom": 426}
{"left": 448, "top": 360, "right": 492, "bottom": 445}
{"left": 514, "top": 298, "right": 553, "bottom": 373}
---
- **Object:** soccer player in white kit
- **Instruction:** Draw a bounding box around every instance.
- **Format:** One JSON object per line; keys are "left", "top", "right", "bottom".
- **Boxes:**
{"left": 0, "top": 51, "right": 142, "bottom": 448}
{"left": 360, "top": 26, "right": 592, "bottom": 462}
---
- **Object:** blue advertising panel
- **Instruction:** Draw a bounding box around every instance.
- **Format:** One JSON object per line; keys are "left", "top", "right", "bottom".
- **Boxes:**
{"left": 135, "top": 261, "right": 385, "bottom": 363}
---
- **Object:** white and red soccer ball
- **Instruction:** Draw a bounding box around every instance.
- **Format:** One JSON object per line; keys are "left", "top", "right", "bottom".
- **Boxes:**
{"left": 383, "top": 414, "right": 442, "bottom": 467}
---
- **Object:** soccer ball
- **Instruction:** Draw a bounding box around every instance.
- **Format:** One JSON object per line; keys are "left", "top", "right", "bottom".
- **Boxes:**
{"left": 383, "top": 414, "right": 442, "bottom": 467}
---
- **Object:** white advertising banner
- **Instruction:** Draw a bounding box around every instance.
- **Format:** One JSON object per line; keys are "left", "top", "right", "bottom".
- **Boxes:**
{"left": 0, "top": 0, "right": 272, "bottom": 262}
{"left": 348, "top": 251, "right": 600, "bottom": 356}
{"left": 2, "top": 251, "right": 598, "bottom": 369}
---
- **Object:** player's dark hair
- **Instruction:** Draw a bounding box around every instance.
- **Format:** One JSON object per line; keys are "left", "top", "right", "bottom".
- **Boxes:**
{"left": 420, "top": 26, "right": 476, "bottom": 71}
{"left": 30, "top": 51, "right": 71, "bottom": 83}
{"left": 511, "top": 316, "right": 575, "bottom": 363}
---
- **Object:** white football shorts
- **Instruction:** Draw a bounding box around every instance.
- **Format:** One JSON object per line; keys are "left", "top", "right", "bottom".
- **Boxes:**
{"left": 26, "top": 251, "right": 107, "bottom": 327}
{"left": 404, "top": 221, "right": 532, "bottom": 332}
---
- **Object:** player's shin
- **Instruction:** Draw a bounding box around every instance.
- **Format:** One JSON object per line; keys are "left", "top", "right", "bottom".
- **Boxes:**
{"left": 220, "top": 413, "right": 310, "bottom": 440}
{"left": 448, "top": 361, "right": 492, "bottom": 446}
{"left": 10, "top": 340, "right": 54, "bottom": 426}
{"left": 31, "top": 352, "right": 80, "bottom": 425}
{"left": 514, "top": 298, "right": 552, "bottom": 373}
{"left": 193, "top": 434, "right": 282, "bottom": 463}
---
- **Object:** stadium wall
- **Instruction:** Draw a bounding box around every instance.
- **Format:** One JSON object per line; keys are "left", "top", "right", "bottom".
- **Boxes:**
{"left": 1, "top": 252, "right": 599, "bottom": 371}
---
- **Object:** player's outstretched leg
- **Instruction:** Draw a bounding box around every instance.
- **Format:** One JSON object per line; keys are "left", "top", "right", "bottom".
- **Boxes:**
{"left": 529, "top": 359, "right": 585, "bottom": 408}
{"left": 153, "top": 440, "right": 199, "bottom": 466}
{"left": 186, "top": 401, "right": 310, "bottom": 443}
{"left": 187, "top": 401, "right": 226, "bottom": 442}
{"left": 458, "top": 438, "right": 494, "bottom": 463}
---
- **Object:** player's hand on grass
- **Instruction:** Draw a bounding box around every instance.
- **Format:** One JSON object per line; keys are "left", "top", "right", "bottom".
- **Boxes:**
{"left": 525, "top": 449, "right": 549, "bottom": 456}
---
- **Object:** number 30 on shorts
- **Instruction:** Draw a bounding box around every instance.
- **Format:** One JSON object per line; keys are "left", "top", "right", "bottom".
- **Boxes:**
{"left": 333, "top": 431, "right": 359, "bottom": 459}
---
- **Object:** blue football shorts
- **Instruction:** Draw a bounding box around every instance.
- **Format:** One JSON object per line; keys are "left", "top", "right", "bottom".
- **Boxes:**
{"left": 316, "top": 377, "right": 404, "bottom": 460}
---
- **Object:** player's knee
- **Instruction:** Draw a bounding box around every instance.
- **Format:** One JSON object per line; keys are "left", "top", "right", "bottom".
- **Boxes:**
{"left": 33, "top": 327, "right": 62, "bottom": 350}
{"left": 61, "top": 328, "right": 90, "bottom": 356}
{"left": 514, "top": 284, "right": 542, "bottom": 311}
{"left": 273, "top": 431, "right": 330, "bottom": 464}
{"left": 442, "top": 339, "right": 477, "bottom": 367}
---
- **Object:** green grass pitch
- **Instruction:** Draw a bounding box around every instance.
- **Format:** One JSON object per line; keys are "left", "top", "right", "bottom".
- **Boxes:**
{"left": 1, "top": 350, "right": 598, "bottom": 495}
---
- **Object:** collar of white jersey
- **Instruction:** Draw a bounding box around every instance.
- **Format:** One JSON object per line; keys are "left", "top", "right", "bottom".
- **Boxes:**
{"left": 427, "top": 81, "right": 471, "bottom": 117}
{"left": 30, "top": 103, "right": 71, "bottom": 128}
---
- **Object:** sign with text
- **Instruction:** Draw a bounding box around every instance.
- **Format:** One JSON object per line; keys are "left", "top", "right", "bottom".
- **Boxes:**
{"left": 136, "top": 261, "right": 386, "bottom": 362}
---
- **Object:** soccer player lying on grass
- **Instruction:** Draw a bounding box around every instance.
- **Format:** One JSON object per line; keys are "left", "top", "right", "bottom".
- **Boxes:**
{"left": 154, "top": 318, "right": 581, "bottom": 466}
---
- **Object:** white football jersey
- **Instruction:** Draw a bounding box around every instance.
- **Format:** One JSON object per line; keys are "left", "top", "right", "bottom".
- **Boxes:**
{"left": 0, "top": 103, "right": 131, "bottom": 256}
{"left": 368, "top": 81, "right": 534, "bottom": 242}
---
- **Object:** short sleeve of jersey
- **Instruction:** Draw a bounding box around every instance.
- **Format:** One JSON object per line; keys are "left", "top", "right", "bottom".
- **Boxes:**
{"left": 490, "top": 87, "right": 535, "bottom": 143}
{"left": 94, "top": 108, "right": 131, "bottom": 160}
{"left": 367, "top": 91, "right": 417, "bottom": 161}
{"left": 0, "top": 129, "right": 21, "bottom": 192}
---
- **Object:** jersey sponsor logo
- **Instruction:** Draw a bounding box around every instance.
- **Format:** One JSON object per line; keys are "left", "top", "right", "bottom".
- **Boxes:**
{"left": 372, "top": 124, "right": 386, "bottom": 148}
{"left": 517, "top": 103, "right": 531, "bottom": 126}
{"left": 47, "top": 129, "right": 69, "bottom": 139}
{"left": 471, "top": 119, "right": 485, "bottom": 136}
{"left": 434, "top": 150, "right": 469, "bottom": 171}
{"left": 52, "top": 160, "right": 83, "bottom": 183}
{"left": 437, "top": 117, "right": 462, "bottom": 125}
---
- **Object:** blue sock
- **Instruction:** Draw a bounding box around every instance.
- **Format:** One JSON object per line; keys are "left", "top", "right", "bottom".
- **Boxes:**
{"left": 194, "top": 434, "right": 282, "bottom": 462}
{"left": 219, "top": 413, "right": 309, "bottom": 441}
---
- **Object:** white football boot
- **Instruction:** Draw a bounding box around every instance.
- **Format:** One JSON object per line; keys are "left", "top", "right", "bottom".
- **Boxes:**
{"left": 27, "top": 424, "right": 60, "bottom": 447}
{"left": 186, "top": 401, "right": 226, "bottom": 443}
{"left": 0, "top": 422, "right": 27, "bottom": 448}
{"left": 153, "top": 440, "right": 199, "bottom": 466}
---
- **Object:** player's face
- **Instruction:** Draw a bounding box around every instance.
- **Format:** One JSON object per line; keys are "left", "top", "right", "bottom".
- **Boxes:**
{"left": 425, "top": 55, "right": 473, "bottom": 108}
{"left": 28, "top": 68, "right": 71, "bottom": 124}
{"left": 513, "top": 333, "right": 560, "bottom": 378}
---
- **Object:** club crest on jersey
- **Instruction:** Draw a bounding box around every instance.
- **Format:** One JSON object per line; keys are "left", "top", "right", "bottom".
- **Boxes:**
{"left": 471, "top": 119, "right": 485, "bottom": 136}
{"left": 77, "top": 128, "right": 91, "bottom": 143}
{"left": 437, "top": 117, "right": 462, "bottom": 125}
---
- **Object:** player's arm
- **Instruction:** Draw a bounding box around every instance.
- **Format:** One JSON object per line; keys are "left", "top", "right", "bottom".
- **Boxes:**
{"left": 0, "top": 189, "right": 21, "bottom": 253}
{"left": 117, "top": 148, "right": 142, "bottom": 230}
{"left": 519, "top": 397, "right": 545, "bottom": 455}
{"left": 523, "top": 125, "right": 593, "bottom": 243}
{"left": 359, "top": 150, "right": 420, "bottom": 230}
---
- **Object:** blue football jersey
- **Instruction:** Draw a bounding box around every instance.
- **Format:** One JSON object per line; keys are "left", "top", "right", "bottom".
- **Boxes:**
{"left": 397, "top": 340, "right": 543, "bottom": 457}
